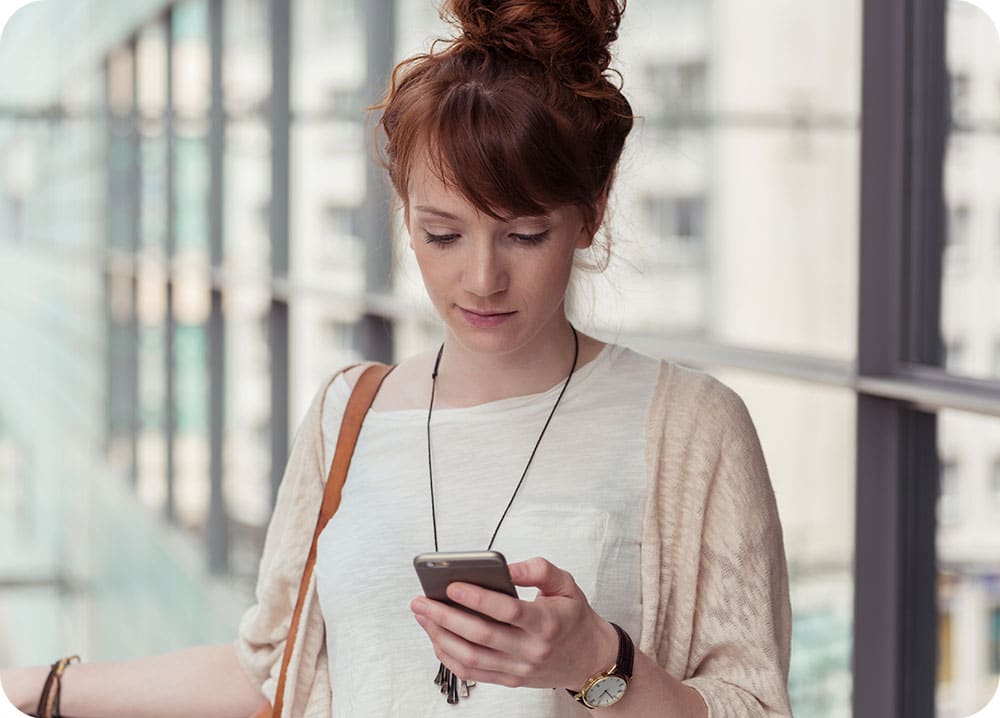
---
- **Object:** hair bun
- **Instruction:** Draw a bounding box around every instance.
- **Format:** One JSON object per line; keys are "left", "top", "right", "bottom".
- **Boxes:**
{"left": 444, "top": 0, "right": 625, "bottom": 86}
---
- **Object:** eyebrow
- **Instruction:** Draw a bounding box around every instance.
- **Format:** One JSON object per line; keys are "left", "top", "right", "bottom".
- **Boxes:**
{"left": 412, "top": 205, "right": 461, "bottom": 220}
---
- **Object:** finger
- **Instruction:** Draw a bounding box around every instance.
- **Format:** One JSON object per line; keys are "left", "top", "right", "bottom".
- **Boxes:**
{"left": 415, "top": 613, "right": 532, "bottom": 678}
{"left": 412, "top": 595, "right": 525, "bottom": 654}
{"left": 444, "top": 582, "right": 539, "bottom": 630}
{"left": 508, "top": 557, "right": 581, "bottom": 598}
{"left": 432, "top": 644, "right": 528, "bottom": 689}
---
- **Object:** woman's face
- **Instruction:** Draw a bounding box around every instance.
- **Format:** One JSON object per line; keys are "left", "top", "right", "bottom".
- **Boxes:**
{"left": 406, "top": 157, "right": 592, "bottom": 358}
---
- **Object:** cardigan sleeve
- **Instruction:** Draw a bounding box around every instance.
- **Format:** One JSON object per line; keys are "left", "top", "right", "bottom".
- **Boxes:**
{"left": 232, "top": 373, "right": 336, "bottom": 704}
{"left": 679, "top": 383, "right": 793, "bottom": 717}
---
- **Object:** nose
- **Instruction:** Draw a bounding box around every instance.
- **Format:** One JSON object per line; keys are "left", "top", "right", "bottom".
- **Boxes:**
{"left": 462, "top": 239, "right": 508, "bottom": 298}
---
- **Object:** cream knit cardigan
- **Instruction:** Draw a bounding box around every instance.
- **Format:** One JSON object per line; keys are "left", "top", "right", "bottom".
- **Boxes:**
{"left": 234, "top": 361, "right": 793, "bottom": 717}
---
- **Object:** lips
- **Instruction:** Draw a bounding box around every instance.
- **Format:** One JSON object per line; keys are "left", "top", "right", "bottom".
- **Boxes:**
{"left": 458, "top": 307, "right": 516, "bottom": 328}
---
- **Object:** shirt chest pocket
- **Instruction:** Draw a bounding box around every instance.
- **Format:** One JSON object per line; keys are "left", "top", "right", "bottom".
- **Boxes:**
{"left": 495, "top": 505, "right": 610, "bottom": 600}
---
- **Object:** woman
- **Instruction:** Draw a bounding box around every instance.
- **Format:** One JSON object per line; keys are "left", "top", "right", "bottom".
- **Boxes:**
{"left": 2, "top": 0, "right": 791, "bottom": 715}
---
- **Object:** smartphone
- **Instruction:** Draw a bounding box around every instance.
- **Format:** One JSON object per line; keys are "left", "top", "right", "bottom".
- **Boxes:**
{"left": 414, "top": 550, "right": 518, "bottom": 621}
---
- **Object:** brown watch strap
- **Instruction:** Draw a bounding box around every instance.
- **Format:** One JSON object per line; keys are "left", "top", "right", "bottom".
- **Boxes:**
{"left": 566, "top": 623, "right": 634, "bottom": 705}
{"left": 270, "top": 363, "right": 394, "bottom": 718}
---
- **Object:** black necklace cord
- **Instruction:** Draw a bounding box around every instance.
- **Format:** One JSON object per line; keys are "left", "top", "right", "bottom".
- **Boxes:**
{"left": 426, "top": 326, "right": 580, "bottom": 552}
{"left": 428, "top": 344, "right": 445, "bottom": 551}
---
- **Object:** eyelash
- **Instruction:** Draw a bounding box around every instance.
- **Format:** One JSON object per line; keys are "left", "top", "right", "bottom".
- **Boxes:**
{"left": 423, "top": 231, "right": 550, "bottom": 246}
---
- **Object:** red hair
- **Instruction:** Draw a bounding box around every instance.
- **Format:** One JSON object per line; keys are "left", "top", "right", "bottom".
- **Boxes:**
{"left": 373, "top": 0, "right": 634, "bottom": 241}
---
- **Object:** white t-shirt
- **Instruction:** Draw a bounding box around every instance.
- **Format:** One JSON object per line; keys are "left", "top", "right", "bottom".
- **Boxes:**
{"left": 314, "top": 343, "right": 660, "bottom": 716}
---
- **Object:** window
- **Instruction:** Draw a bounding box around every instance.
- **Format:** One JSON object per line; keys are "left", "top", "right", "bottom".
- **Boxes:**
{"left": 944, "top": 340, "right": 966, "bottom": 373}
{"left": 946, "top": 204, "right": 970, "bottom": 269}
{"left": 643, "top": 61, "right": 708, "bottom": 124}
{"left": 950, "top": 71, "right": 971, "bottom": 128}
{"left": 939, "top": 459, "right": 960, "bottom": 526}
{"left": 939, "top": 608, "right": 953, "bottom": 684}
{"left": 642, "top": 195, "right": 706, "bottom": 268}
{"left": 992, "top": 458, "right": 1000, "bottom": 512}
{"left": 991, "top": 606, "right": 1000, "bottom": 676}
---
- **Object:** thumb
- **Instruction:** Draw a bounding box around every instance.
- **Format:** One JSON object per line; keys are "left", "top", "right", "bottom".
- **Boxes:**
{"left": 509, "top": 557, "right": 580, "bottom": 598}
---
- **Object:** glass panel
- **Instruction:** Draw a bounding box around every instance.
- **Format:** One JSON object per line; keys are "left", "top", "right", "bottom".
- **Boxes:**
{"left": 714, "top": 369, "right": 855, "bottom": 718}
{"left": 137, "top": 22, "right": 168, "bottom": 118}
{"left": 172, "top": 0, "right": 211, "bottom": 120}
{"left": 174, "top": 129, "right": 211, "bottom": 260}
{"left": 941, "top": 2, "right": 1000, "bottom": 381}
{"left": 224, "top": 284, "right": 271, "bottom": 579}
{"left": 224, "top": 0, "right": 271, "bottom": 116}
{"left": 137, "top": 23, "right": 168, "bottom": 260}
{"left": 291, "top": 0, "right": 365, "bottom": 119}
{"left": 137, "top": 264, "right": 168, "bottom": 513}
{"left": 107, "top": 45, "right": 135, "bottom": 118}
{"left": 173, "top": 265, "right": 211, "bottom": 532}
{"left": 224, "top": 120, "right": 271, "bottom": 272}
{"left": 937, "top": 408, "right": 1000, "bottom": 717}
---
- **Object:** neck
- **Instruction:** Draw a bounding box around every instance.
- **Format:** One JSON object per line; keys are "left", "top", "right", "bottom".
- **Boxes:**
{"left": 433, "top": 316, "right": 578, "bottom": 408}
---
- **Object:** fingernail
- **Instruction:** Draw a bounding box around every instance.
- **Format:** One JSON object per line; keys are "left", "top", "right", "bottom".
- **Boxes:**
{"left": 412, "top": 599, "right": 428, "bottom": 615}
{"left": 415, "top": 614, "right": 428, "bottom": 627}
{"left": 448, "top": 585, "right": 466, "bottom": 602}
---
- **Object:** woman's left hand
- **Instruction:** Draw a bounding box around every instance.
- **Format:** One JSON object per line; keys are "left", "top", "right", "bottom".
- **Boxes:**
{"left": 410, "top": 556, "right": 619, "bottom": 690}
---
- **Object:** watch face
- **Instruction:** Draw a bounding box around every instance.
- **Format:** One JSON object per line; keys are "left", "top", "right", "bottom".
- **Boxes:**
{"left": 583, "top": 675, "right": 627, "bottom": 708}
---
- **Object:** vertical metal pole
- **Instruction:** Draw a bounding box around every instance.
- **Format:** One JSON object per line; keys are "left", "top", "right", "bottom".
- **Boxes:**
{"left": 207, "top": 0, "right": 228, "bottom": 574}
{"left": 907, "top": 0, "right": 947, "bottom": 366}
{"left": 268, "top": 0, "right": 291, "bottom": 506}
{"left": 855, "top": 0, "right": 938, "bottom": 714}
{"left": 164, "top": 10, "right": 178, "bottom": 524}
{"left": 356, "top": 0, "right": 395, "bottom": 363}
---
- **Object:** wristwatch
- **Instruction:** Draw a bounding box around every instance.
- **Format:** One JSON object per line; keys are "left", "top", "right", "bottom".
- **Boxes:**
{"left": 566, "top": 622, "right": 634, "bottom": 709}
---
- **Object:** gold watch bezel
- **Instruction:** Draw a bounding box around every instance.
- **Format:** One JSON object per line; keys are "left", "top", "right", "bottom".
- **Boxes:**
{"left": 573, "top": 664, "right": 629, "bottom": 709}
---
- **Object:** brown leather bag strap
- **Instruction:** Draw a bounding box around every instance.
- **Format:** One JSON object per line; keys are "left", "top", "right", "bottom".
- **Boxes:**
{"left": 271, "top": 363, "right": 393, "bottom": 718}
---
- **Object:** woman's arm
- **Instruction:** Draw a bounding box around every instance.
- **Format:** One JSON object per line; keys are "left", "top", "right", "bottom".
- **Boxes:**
{"left": 1, "top": 643, "right": 267, "bottom": 718}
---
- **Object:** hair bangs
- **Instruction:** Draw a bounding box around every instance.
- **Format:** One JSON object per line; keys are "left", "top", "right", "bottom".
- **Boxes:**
{"left": 422, "top": 77, "right": 596, "bottom": 226}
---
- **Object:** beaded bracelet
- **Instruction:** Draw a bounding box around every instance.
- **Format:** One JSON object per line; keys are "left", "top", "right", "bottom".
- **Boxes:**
{"left": 34, "top": 655, "right": 80, "bottom": 718}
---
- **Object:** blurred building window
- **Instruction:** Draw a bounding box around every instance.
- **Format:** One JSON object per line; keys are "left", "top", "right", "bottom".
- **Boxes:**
{"left": 945, "top": 204, "right": 970, "bottom": 270}
{"left": 939, "top": 458, "right": 959, "bottom": 526}
{"left": 642, "top": 194, "right": 706, "bottom": 269}
{"left": 643, "top": 60, "right": 707, "bottom": 125}
{"left": 945, "top": 340, "right": 966, "bottom": 373}
{"left": 939, "top": 605, "right": 954, "bottom": 684}
{"left": 950, "top": 71, "right": 972, "bottom": 128}
{"left": 991, "top": 605, "right": 1000, "bottom": 676}
{"left": 173, "top": 0, "right": 211, "bottom": 119}
{"left": 992, "top": 457, "right": 1000, "bottom": 511}
{"left": 937, "top": 407, "right": 1000, "bottom": 716}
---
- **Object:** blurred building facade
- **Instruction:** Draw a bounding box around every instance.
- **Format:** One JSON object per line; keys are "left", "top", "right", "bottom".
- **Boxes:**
{"left": 0, "top": 1, "right": 998, "bottom": 717}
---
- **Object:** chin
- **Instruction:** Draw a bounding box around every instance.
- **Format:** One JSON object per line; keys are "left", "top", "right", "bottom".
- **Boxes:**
{"left": 445, "top": 318, "right": 526, "bottom": 356}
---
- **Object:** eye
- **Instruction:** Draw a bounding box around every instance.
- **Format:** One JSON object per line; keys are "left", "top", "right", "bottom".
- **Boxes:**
{"left": 511, "top": 231, "right": 550, "bottom": 244}
{"left": 424, "top": 231, "right": 459, "bottom": 246}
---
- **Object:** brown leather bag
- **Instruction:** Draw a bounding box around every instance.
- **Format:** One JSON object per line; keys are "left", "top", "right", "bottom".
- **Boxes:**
{"left": 249, "top": 363, "right": 392, "bottom": 718}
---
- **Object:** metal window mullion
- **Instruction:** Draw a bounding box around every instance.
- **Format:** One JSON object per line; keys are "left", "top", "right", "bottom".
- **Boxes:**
{"left": 268, "top": 0, "right": 290, "bottom": 506}
{"left": 355, "top": 0, "right": 395, "bottom": 363}
{"left": 207, "top": 0, "right": 228, "bottom": 575}
{"left": 854, "top": 0, "right": 940, "bottom": 714}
